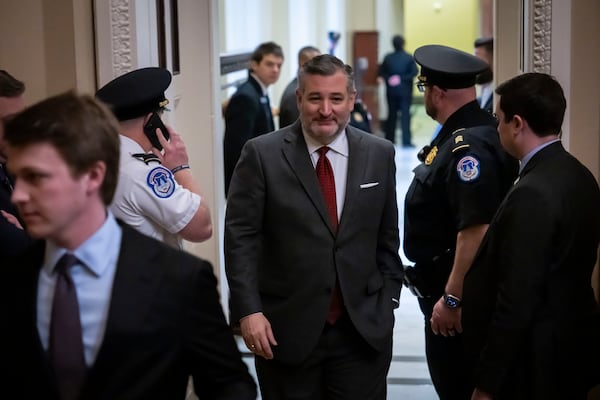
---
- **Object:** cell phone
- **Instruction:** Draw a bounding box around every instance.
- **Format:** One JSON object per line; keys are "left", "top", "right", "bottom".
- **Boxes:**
{"left": 143, "top": 112, "right": 170, "bottom": 150}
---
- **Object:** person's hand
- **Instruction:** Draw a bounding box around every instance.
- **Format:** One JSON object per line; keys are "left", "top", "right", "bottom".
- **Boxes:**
{"left": 1, "top": 210, "right": 23, "bottom": 229}
{"left": 430, "top": 296, "right": 462, "bottom": 336}
{"left": 471, "top": 388, "right": 493, "bottom": 400}
{"left": 240, "top": 312, "right": 278, "bottom": 360}
{"left": 151, "top": 125, "right": 189, "bottom": 171}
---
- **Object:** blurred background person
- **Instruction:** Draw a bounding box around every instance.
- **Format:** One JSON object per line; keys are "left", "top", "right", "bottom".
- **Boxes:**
{"left": 278, "top": 45, "right": 320, "bottom": 129}
{"left": 378, "top": 34, "right": 418, "bottom": 147}
{"left": 0, "top": 69, "right": 30, "bottom": 257}
{"left": 474, "top": 37, "right": 494, "bottom": 114}
{"left": 223, "top": 41, "right": 284, "bottom": 196}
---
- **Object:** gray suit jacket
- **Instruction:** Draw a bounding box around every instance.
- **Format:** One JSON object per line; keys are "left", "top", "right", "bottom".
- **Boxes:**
{"left": 225, "top": 121, "right": 403, "bottom": 364}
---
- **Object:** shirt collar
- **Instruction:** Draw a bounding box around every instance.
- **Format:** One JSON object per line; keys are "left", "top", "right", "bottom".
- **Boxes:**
{"left": 44, "top": 211, "right": 122, "bottom": 277}
{"left": 302, "top": 129, "right": 349, "bottom": 158}
{"left": 250, "top": 73, "right": 269, "bottom": 95}
{"left": 519, "top": 138, "right": 560, "bottom": 174}
{"left": 119, "top": 134, "right": 145, "bottom": 154}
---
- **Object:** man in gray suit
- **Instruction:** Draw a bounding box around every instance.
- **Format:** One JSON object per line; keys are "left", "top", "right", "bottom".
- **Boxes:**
{"left": 225, "top": 54, "right": 404, "bottom": 399}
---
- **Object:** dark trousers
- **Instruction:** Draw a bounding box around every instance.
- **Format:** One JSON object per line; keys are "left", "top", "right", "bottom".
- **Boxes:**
{"left": 384, "top": 87, "right": 413, "bottom": 145}
{"left": 255, "top": 315, "right": 391, "bottom": 400}
{"left": 418, "top": 297, "right": 472, "bottom": 400}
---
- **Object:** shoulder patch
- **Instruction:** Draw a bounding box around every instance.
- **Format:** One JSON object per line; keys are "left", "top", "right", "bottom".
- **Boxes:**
{"left": 451, "top": 128, "right": 470, "bottom": 153}
{"left": 456, "top": 155, "right": 480, "bottom": 182}
{"left": 146, "top": 166, "right": 175, "bottom": 198}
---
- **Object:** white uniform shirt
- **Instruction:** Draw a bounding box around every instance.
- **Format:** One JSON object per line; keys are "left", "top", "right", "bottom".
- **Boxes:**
{"left": 110, "top": 135, "right": 200, "bottom": 249}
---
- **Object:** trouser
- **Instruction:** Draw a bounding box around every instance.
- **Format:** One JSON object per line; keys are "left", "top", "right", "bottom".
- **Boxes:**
{"left": 384, "top": 88, "right": 413, "bottom": 145}
{"left": 418, "top": 296, "right": 472, "bottom": 400}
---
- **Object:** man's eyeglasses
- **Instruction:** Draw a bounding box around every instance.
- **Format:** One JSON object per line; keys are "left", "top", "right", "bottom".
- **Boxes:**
{"left": 416, "top": 82, "right": 429, "bottom": 93}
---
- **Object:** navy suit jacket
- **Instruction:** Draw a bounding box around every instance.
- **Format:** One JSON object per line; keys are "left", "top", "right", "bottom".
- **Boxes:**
{"left": 225, "top": 121, "right": 404, "bottom": 365}
{"left": 1, "top": 223, "right": 256, "bottom": 400}
{"left": 224, "top": 74, "right": 275, "bottom": 195}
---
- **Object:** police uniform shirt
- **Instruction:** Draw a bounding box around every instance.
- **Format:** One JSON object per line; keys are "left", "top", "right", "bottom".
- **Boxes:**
{"left": 110, "top": 135, "right": 201, "bottom": 249}
{"left": 403, "top": 101, "right": 518, "bottom": 263}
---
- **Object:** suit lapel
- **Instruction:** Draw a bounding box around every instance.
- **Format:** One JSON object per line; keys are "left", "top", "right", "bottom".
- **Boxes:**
{"left": 91, "top": 225, "right": 161, "bottom": 367}
{"left": 281, "top": 123, "right": 336, "bottom": 235}
{"left": 339, "top": 127, "right": 367, "bottom": 233}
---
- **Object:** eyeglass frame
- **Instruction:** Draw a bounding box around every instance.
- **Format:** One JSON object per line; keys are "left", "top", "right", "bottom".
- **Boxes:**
{"left": 416, "top": 81, "right": 429, "bottom": 93}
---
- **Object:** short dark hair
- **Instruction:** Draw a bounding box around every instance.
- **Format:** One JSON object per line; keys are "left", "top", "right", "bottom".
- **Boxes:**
{"left": 495, "top": 72, "right": 566, "bottom": 137}
{"left": 0, "top": 70, "right": 25, "bottom": 98}
{"left": 392, "top": 35, "right": 405, "bottom": 51}
{"left": 298, "top": 46, "right": 320, "bottom": 63}
{"left": 250, "top": 41, "right": 284, "bottom": 65}
{"left": 298, "top": 54, "right": 355, "bottom": 94}
{"left": 474, "top": 37, "right": 493, "bottom": 53}
{"left": 4, "top": 91, "right": 121, "bottom": 205}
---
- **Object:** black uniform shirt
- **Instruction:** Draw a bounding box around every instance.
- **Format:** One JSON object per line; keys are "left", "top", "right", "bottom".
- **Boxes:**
{"left": 403, "top": 101, "right": 518, "bottom": 264}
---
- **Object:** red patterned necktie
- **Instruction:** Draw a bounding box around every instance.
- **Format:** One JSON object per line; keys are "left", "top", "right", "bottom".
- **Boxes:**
{"left": 316, "top": 146, "right": 344, "bottom": 324}
{"left": 49, "top": 253, "right": 87, "bottom": 400}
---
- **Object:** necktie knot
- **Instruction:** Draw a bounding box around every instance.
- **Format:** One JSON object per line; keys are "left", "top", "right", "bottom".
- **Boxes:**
{"left": 54, "top": 253, "right": 79, "bottom": 275}
{"left": 317, "top": 146, "right": 330, "bottom": 157}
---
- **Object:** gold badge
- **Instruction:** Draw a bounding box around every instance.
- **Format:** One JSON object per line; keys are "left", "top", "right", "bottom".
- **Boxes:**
{"left": 425, "top": 146, "right": 438, "bottom": 165}
{"left": 353, "top": 112, "right": 363, "bottom": 122}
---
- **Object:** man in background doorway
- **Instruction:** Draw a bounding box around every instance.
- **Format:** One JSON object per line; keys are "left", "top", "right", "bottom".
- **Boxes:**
{"left": 223, "top": 41, "right": 284, "bottom": 195}
{"left": 378, "top": 34, "right": 418, "bottom": 147}
{"left": 279, "top": 45, "right": 320, "bottom": 129}
{"left": 474, "top": 37, "right": 494, "bottom": 114}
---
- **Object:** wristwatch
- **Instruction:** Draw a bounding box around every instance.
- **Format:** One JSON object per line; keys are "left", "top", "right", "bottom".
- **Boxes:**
{"left": 443, "top": 293, "right": 462, "bottom": 309}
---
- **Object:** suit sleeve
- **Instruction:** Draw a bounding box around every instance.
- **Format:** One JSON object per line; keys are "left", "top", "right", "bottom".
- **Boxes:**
{"left": 224, "top": 139, "right": 266, "bottom": 322}
{"left": 473, "top": 186, "right": 554, "bottom": 395}
{"left": 185, "top": 258, "right": 257, "bottom": 399}
{"left": 377, "top": 143, "right": 404, "bottom": 304}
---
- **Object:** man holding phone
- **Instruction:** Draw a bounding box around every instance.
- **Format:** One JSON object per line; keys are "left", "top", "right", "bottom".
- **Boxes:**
{"left": 96, "top": 67, "right": 212, "bottom": 249}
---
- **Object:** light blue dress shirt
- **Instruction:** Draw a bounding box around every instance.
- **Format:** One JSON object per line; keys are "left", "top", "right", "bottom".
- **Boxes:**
{"left": 519, "top": 138, "right": 560, "bottom": 174}
{"left": 37, "top": 211, "right": 123, "bottom": 366}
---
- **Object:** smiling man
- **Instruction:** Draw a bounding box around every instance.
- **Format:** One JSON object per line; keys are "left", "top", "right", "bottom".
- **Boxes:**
{"left": 225, "top": 54, "right": 403, "bottom": 399}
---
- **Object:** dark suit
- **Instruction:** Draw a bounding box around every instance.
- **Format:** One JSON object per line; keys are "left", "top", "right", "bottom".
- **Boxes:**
{"left": 278, "top": 77, "right": 299, "bottom": 129}
{"left": 225, "top": 121, "right": 403, "bottom": 398}
{"left": 1, "top": 224, "right": 257, "bottom": 400}
{"left": 378, "top": 50, "right": 418, "bottom": 145}
{"left": 0, "top": 162, "right": 31, "bottom": 257}
{"left": 462, "top": 142, "right": 600, "bottom": 399}
{"left": 224, "top": 74, "right": 275, "bottom": 195}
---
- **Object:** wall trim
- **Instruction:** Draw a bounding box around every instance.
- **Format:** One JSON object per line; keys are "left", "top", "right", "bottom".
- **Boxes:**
{"left": 530, "top": 0, "right": 552, "bottom": 73}
{"left": 94, "top": 0, "right": 137, "bottom": 87}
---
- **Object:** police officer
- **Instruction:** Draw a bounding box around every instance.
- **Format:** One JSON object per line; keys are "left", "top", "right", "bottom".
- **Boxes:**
{"left": 402, "top": 45, "right": 518, "bottom": 400}
{"left": 96, "top": 67, "right": 212, "bottom": 249}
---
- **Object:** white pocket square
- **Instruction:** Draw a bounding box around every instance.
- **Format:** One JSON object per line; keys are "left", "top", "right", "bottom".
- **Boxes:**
{"left": 360, "top": 182, "right": 379, "bottom": 189}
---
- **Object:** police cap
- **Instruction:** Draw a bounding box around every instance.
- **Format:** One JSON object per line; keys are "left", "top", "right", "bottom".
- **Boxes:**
{"left": 96, "top": 67, "right": 171, "bottom": 121}
{"left": 414, "top": 45, "right": 489, "bottom": 89}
